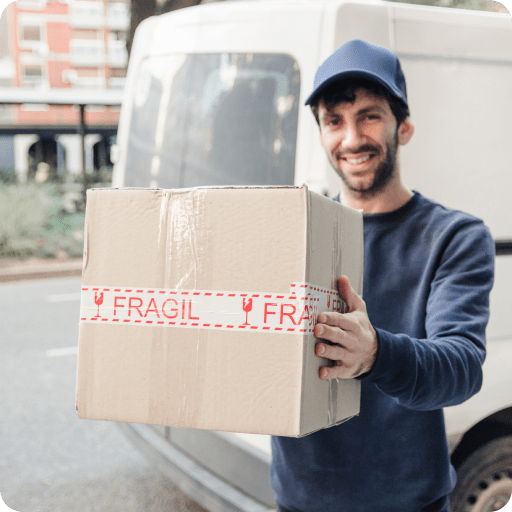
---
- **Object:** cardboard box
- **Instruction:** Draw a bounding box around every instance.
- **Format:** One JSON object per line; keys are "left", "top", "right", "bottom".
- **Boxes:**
{"left": 76, "top": 185, "right": 363, "bottom": 437}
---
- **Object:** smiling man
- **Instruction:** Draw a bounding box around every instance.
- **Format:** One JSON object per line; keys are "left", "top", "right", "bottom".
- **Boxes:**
{"left": 270, "top": 40, "right": 495, "bottom": 512}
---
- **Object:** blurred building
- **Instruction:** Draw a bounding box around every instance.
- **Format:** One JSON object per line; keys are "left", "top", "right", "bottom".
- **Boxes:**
{"left": 0, "top": 8, "right": 16, "bottom": 175}
{"left": 0, "top": 0, "right": 129, "bottom": 182}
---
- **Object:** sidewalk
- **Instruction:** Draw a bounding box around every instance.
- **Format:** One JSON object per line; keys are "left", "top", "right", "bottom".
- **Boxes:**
{"left": 0, "top": 258, "right": 83, "bottom": 283}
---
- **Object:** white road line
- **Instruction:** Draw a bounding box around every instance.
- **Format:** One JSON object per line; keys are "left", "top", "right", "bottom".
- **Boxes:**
{"left": 47, "top": 293, "right": 81, "bottom": 302}
{"left": 46, "top": 347, "right": 78, "bottom": 357}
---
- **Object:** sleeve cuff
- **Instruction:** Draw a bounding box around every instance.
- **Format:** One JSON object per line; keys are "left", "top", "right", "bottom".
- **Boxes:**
{"left": 361, "top": 328, "right": 413, "bottom": 395}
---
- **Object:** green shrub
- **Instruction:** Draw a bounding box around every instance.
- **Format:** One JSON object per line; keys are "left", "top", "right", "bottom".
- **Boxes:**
{"left": 0, "top": 168, "right": 17, "bottom": 185}
{"left": 0, "top": 182, "right": 85, "bottom": 259}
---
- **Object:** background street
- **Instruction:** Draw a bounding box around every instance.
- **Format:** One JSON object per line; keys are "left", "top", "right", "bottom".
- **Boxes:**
{"left": 0, "top": 276, "right": 207, "bottom": 512}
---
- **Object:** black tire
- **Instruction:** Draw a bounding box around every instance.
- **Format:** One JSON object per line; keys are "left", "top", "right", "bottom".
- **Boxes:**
{"left": 450, "top": 436, "right": 512, "bottom": 512}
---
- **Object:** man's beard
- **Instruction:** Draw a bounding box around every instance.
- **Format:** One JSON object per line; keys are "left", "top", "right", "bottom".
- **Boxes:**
{"left": 330, "top": 134, "right": 398, "bottom": 197}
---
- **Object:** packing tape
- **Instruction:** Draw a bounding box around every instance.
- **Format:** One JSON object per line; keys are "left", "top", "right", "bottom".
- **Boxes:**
{"left": 80, "top": 282, "right": 344, "bottom": 334}
{"left": 328, "top": 378, "right": 338, "bottom": 425}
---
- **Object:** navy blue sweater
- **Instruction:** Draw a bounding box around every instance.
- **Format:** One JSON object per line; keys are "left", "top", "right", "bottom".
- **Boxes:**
{"left": 271, "top": 192, "right": 495, "bottom": 512}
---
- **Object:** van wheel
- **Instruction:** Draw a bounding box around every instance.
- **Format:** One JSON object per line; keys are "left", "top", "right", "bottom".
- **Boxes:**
{"left": 451, "top": 436, "right": 512, "bottom": 512}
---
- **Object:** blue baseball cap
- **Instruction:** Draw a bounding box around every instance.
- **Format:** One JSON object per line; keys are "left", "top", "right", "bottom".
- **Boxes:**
{"left": 305, "top": 39, "right": 408, "bottom": 107}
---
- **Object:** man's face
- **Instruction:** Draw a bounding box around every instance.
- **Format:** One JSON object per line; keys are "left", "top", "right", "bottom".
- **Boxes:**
{"left": 317, "top": 89, "right": 400, "bottom": 196}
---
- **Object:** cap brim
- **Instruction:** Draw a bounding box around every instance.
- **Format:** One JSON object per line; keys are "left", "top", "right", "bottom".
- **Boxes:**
{"left": 304, "top": 69, "right": 405, "bottom": 106}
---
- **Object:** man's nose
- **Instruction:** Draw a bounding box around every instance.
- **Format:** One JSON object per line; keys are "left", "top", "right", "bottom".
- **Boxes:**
{"left": 342, "top": 121, "right": 363, "bottom": 149}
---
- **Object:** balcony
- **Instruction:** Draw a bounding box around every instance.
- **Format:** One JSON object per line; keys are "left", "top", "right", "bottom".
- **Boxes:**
{"left": 20, "top": 76, "right": 49, "bottom": 89}
{"left": 106, "top": 3, "right": 130, "bottom": 31}
{"left": 16, "top": 0, "right": 46, "bottom": 11}
{"left": 70, "top": 39, "right": 105, "bottom": 67}
{"left": 69, "top": 1, "right": 104, "bottom": 29}
{"left": 0, "top": 57, "right": 15, "bottom": 84}
{"left": 108, "top": 77, "right": 126, "bottom": 90}
{"left": 73, "top": 76, "right": 107, "bottom": 89}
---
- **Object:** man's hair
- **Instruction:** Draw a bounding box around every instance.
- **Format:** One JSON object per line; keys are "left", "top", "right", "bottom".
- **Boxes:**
{"left": 310, "top": 77, "right": 410, "bottom": 128}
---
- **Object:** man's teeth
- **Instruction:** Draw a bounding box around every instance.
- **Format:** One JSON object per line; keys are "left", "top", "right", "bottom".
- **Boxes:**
{"left": 346, "top": 155, "right": 371, "bottom": 164}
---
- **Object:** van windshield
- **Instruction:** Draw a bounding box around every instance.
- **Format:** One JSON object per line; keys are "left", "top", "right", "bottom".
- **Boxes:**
{"left": 124, "top": 53, "right": 300, "bottom": 188}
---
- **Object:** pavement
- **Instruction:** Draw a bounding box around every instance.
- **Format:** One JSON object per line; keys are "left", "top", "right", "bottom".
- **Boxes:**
{"left": 1, "top": 276, "right": 209, "bottom": 512}
{"left": 0, "top": 259, "right": 83, "bottom": 283}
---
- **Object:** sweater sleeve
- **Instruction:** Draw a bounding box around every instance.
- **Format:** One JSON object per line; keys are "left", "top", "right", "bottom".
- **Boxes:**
{"left": 365, "top": 219, "right": 495, "bottom": 411}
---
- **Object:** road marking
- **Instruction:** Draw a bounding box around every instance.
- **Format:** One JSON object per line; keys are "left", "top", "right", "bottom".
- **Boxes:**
{"left": 47, "top": 293, "right": 81, "bottom": 302}
{"left": 46, "top": 347, "right": 78, "bottom": 357}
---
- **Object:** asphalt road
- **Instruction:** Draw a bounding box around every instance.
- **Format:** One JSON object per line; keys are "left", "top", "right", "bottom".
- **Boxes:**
{"left": 0, "top": 277, "right": 208, "bottom": 512}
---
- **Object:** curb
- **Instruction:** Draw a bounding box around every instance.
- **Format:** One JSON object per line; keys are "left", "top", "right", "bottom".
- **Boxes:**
{"left": 118, "top": 423, "right": 275, "bottom": 512}
{"left": 0, "top": 261, "right": 83, "bottom": 283}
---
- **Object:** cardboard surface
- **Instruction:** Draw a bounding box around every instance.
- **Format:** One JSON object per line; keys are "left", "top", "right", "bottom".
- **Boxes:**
{"left": 76, "top": 186, "right": 363, "bottom": 437}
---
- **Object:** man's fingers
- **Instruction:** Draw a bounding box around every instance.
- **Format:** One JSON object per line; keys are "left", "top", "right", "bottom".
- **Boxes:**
{"left": 319, "top": 366, "right": 332, "bottom": 379}
{"left": 338, "top": 275, "right": 365, "bottom": 312}
{"left": 319, "top": 362, "right": 356, "bottom": 380}
{"left": 315, "top": 321, "right": 340, "bottom": 340}
{"left": 316, "top": 311, "right": 357, "bottom": 334}
{"left": 316, "top": 341, "right": 346, "bottom": 360}
{"left": 315, "top": 321, "right": 357, "bottom": 348}
{"left": 315, "top": 278, "right": 378, "bottom": 379}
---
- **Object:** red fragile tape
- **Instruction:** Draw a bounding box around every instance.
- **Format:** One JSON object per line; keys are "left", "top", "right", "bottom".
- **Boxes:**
{"left": 80, "top": 282, "right": 344, "bottom": 334}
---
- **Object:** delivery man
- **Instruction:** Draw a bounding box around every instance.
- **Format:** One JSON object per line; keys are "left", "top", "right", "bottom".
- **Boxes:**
{"left": 270, "top": 39, "right": 495, "bottom": 512}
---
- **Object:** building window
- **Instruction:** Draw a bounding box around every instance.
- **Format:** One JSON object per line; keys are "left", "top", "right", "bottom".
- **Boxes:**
{"left": 21, "top": 64, "right": 46, "bottom": 87}
{"left": 70, "top": 39, "right": 105, "bottom": 66}
{"left": 72, "top": 29, "right": 101, "bottom": 40}
{"left": 110, "top": 68, "right": 126, "bottom": 78}
{"left": 24, "top": 65, "right": 42, "bottom": 77}
{"left": 109, "top": 67, "right": 126, "bottom": 89}
{"left": 19, "top": 22, "right": 46, "bottom": 51}
{"left": 109, "top": 30, "right": 127, "bottom": 42}
{"left": 108, "top": 77, "right": 126, "bottom": 89}
{"left": 22, "top": 25, "right": 41, "bottom": 41}
{"left": 70, "top": 68, "right": 105, "bottom": 88}
{"left": 76, "top": 68, "right": 100, "bottom": 78}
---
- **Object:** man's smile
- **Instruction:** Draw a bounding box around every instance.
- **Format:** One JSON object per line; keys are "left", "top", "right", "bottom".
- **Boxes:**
{"left": 336, "top": 150, "right": 380, "bottom": 173}
{"left": 344, "top": 154, "right": 373, "bottom": 165}
{"left": 333, "top": 143, "right": 382, "bottom": 173}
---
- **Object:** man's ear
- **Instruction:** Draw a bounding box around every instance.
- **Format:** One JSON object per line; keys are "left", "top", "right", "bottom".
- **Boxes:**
{"left": 397, "top": 118, "right": 414, "bottom": 146}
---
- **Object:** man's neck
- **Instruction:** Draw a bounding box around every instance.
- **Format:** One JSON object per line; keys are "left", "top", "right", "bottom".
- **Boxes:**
{"left": 340, "top": 180, "right": 413, "bottom": 214}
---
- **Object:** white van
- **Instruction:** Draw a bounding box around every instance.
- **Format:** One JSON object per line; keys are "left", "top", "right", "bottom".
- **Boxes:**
{"left": 112, "top": 1, "right": 512, "bottom": 511}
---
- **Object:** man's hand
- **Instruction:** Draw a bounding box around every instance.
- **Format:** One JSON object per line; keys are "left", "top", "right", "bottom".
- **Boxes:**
{"left": 314, "top": 276, "right": 378, "bottom": 379}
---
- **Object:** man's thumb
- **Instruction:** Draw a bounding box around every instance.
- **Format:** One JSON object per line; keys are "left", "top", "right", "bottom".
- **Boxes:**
{"left": 337, "top": 275, "right": 362, "bottom": 312}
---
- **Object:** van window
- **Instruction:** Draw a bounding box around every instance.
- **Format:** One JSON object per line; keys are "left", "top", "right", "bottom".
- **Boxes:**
{"left": 124, "top": 53, "right": 300, "bottom": 188}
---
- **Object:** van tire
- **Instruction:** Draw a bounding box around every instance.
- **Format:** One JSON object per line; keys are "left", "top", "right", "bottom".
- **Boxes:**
{"left": 450, "top": 436, "right": 512, "bottom": 512}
